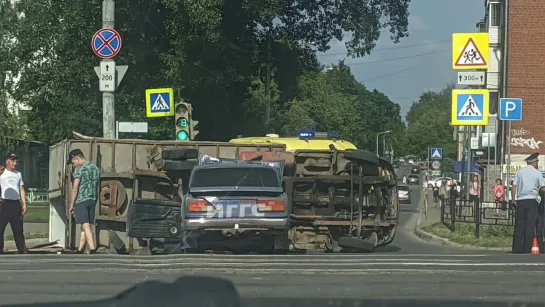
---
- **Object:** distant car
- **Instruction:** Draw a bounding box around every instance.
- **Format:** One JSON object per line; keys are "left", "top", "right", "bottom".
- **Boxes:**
{"left": 393, "top": 160, "right": 400, "bottom": 168}
{"left": 399, "top": 157, "right": 405, "bottom": 163}
{"left": 410, "top": 166, "right": 420, "bottom": 174}
{"left": 408, "top": 159, "right": 415, "bottom": 165}
{"left": 397, "top": 183, "right": 412, "bottom": 204}
{"left": 407, "top": 174, "right": 419, "bottom": 185}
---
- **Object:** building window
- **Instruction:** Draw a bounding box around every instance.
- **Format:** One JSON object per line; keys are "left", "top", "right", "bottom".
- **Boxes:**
{"left": 490, "top": 3, "right": 502, "bottom": 27}
{"left": 477, "top": 21, "right": 486, "bottom": 33}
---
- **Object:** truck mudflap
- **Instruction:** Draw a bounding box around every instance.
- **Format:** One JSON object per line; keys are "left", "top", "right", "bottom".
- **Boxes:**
{"left": 127, "top": 199, "right": 182, "bottom": 239}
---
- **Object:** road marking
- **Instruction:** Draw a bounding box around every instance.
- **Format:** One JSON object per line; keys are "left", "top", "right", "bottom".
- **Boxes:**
{"left": 1, "top": 267, "right": 545, "bottom": 275}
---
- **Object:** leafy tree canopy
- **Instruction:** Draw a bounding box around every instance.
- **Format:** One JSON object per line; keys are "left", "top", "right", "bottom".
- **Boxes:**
{"left": 402, "top": 85, "right": 456, "bottom": 159}
{"left": 3, "top": 0, "right": 411, "bottom": 149}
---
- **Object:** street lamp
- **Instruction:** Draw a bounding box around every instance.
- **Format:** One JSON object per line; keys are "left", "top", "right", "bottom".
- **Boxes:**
{"left": 376, "top": 130, "right": 391, "bottom": 156}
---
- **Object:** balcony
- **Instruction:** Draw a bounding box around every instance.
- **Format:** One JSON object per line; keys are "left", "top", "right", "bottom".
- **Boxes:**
{"left": 487, "top": 72, "right": 500, "bottom": 89}
{"left": 489, "top": 26, "right": 501, "bottom": 45}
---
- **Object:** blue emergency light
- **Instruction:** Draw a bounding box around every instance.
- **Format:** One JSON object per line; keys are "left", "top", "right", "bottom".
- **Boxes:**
{"left": 297, "top": 129, "right": 340, "bottom": 140}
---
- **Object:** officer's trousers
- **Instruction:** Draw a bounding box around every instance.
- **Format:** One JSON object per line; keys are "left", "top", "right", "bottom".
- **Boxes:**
{"left": 512, "top": 199, "right": 539, "bottom": 254}
{"left": 537, "top": 204, "right": 545, "bottom": 253}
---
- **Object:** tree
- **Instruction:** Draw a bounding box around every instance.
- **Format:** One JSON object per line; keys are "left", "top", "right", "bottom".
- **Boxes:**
{"left": 322, "top": 63, "right": 406, "bottom": 151}
{"left": 0, "top": 0, "right": 26, "bottom": 145}
{"left": 280, "top": 71, "right": 363, "bottom": 141}
{"left": 279, "top": 63, "right": 405, "bottom": 152}
{"left": 403, "top": 85, "right": 456, "bottom": 159}
{"left": 9, "top": 0, "right": 411, "bottom": 144}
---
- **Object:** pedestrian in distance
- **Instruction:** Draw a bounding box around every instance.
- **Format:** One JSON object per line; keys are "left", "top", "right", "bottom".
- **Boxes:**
{"left": 439, "top": 180, "right": 449, "bottom": 207}
{"left": 493, "top": 178, "right": 505, "bottom": 214}
{"left": 432, "top": 183, "right": 439, "bottom": 206}
{"left": 68, "top": 149, "right": 100, "bottom": 254}
{"left": 0, "top": 154, "right": 27, "bottom": 254}
{"left": 469, "top": 174, "right": 480, "bottom": 205}
{"left": 511, "top": 152, "right": 545, "bottom": 254}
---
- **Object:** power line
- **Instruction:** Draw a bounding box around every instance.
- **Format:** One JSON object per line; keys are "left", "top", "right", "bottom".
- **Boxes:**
{"left": 360, "top": 66, "right": 414, "bottom": 83}
{"left": 343, "top": 49, "right": 448, "bottom": 66}
{"left": 317, "top": 40, "right": 450, "bottom": 57}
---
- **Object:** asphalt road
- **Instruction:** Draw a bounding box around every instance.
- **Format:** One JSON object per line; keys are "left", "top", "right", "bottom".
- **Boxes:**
{"left": 380, "top": 164, "right": 474, "bottom": 254}
{"left": 3, "top": 164, "right": 537, "bottom": 306}
{"left": 2, "top": 253, "right": 545, "bottom": 305}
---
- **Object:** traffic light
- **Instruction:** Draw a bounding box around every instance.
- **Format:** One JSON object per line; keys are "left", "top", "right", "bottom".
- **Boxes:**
{"left": 175, "top": 102, "right": 190, "bottom": 141}
{"left": 188, "top": 104, "right": 199, "bottom": 140}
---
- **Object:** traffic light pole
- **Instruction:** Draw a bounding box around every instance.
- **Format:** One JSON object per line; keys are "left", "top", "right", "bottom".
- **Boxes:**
{"left": 102, "top": 0, "right": 115, "bottom": 139}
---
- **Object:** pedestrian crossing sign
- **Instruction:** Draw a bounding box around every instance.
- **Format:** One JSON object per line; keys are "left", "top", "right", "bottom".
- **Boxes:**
{"left": 451, "top": 89, "right": 489, "bottom": 126}
{"left": 145, "top": 88, "right": 175, "bottom": 118}
{"left": 430, "top": 148, "right": 443, "bottom": 160}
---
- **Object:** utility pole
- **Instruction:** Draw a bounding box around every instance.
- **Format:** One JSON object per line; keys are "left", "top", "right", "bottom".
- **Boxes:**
{"left": 264, "top": 40, "right": 271, "bottom": 133}
{"left": 102, "top": 0, "right": 115, "bottom": 139}
{"left": 382, "top": 136, "right": 386, "bottom": 157}
{"left": 465, "top": 126, "right": 472, "bottom": 200}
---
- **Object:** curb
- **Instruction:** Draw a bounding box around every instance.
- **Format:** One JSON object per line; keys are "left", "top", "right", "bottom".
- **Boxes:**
{"left": 413, "top": 189, "right": 510, "bottom": 251}
{"left": 4, "top": 238, "right": 51, "bottom": 249}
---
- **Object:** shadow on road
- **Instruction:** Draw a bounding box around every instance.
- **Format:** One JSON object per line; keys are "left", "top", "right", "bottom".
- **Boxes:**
{"left": 375, "top": 245, "right": 402, "bottom": 253}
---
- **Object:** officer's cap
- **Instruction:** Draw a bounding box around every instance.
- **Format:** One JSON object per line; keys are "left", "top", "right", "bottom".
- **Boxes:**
{"left": 525, "top": 152, "right": 539, "bottom": 163}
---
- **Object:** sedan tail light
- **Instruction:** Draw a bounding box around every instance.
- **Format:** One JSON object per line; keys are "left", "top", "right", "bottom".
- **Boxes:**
{"left": 257, "top": 200, "right": 285, "bottom": 212}
{"left": 188, "top": 199, "right": 209, "bottom": 212}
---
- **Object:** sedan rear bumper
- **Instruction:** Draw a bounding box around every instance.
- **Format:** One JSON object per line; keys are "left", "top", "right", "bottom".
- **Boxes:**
{"left": 399, "top": 197, "right": 411, "bottom": 203}
{"left": 184, "top": 217, "right": 290, "bottom": 230}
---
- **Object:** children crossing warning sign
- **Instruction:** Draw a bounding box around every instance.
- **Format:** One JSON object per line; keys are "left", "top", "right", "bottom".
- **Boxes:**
{"left": 451, "top": 89, "right": 489, "bottom": 126}
{"left": 452, "top": 33, "right": 489, "bottom": 70}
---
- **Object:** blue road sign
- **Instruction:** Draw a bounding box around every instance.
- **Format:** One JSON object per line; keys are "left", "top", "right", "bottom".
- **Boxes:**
{"left": 92, "top": 28, "right": 122, "bottom": 59}
{"left": 430, "top": 148, "right": 443, "bottom": 160}
{"left": 451, "top": 89, "right": 489, "bottom": 126}
{"left": 499, "top": 98, "right": 523, "bottom": 121}
{"left": 145, "top": 88, "right": 175, "bottom": 118}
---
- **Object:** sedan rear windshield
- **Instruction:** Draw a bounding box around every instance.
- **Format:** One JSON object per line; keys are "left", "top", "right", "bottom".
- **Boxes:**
{"left": 398, "top": 186, "right": 410, "bottom": 191}
{"left": 408, "top": 175, "right": 418, "bottom": 179}
{"left": 190, "top": 167, "right": 281, "bottom": 188}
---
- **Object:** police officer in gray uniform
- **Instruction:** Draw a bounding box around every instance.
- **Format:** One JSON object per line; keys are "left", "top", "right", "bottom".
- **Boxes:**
{"left": 511, "top": 152, "right": 545, "bottom": 253}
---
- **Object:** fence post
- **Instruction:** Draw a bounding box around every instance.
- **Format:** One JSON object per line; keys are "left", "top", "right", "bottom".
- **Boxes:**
{"left": 440, "top": 196, "right": 445, "bottom": 223}
{"left": 475, "top": 198, "right": 481, "bottom": 238}
{"left": 450, "top": 197, "right": 456, "bottom": 232}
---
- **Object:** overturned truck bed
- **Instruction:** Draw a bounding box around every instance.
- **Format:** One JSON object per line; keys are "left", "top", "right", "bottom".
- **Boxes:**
{"left": 241, "top": 149, "right": 399, "bottom": 252}
{"left": 48, "top": 132, "right": 286, "bottom": 252}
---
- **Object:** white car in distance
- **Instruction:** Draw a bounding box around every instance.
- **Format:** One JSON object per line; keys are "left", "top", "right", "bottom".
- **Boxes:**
{"left": 424, "top": 177, "right": 458, "bottom": 188}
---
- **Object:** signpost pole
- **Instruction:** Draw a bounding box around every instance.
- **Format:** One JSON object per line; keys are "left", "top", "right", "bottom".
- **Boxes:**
{"left": 506, "top": 121, "right": 512, "bottom": 188}
{"left": 499, "top": 120, "right": 505, "bottom": 183}
{"left": 382, "top": 136, "right": 386, "bottom": 158}
{"left": 498, "top": 98, "right": 522, "bottom": 204}
{"left": 427, "top": 147, "right": 430, "bottom": 181}
{"left": 466, "top": 126, "right": 472, "bottom": 200}
{"left": 102, "top": 0, "right": 115, "bottom": 139}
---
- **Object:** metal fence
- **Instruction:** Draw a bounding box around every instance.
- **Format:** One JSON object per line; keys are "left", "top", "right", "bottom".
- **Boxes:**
{"left": 440, "top": 197, "right": 514, "bottom": 238}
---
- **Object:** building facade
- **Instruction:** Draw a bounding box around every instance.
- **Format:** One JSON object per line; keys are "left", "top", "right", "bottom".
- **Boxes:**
{"left": 506, "top": 0, "right": 545, "bottom": 166}
{"left": 478, "top": 0, "right": 545, "bottom": 172}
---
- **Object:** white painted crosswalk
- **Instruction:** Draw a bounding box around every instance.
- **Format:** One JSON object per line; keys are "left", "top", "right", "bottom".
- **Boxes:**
{"left": 0, "top": 254, "right": 544, "bottom": 274}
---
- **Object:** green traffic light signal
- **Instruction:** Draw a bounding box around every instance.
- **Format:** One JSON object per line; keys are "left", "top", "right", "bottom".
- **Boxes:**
{"left": 177, "top": 117, "right": 188, "bottom": 128}
{"left": 177, "top": 130, "right": 189, "bottom": 141}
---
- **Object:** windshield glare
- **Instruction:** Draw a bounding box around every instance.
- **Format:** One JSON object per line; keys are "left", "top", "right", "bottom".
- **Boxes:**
{"left": 190, "top": 167, "right": 281, "bottom": 188}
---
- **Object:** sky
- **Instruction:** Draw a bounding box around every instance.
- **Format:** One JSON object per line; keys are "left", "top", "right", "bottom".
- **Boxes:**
{"left": 317, "top": 0, "right": 485, "bottom": 118}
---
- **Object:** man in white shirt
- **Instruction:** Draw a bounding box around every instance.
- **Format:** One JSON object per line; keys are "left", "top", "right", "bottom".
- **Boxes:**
{"left": 0, "top": 154, "right": 27, "bottom": 254}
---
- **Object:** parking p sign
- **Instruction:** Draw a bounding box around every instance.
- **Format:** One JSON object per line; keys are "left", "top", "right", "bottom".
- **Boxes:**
{"left": 499, "top": 98, "right": 522, "bottom": 121}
